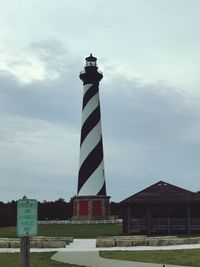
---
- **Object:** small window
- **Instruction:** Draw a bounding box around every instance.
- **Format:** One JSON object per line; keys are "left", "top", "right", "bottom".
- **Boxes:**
{"left": 86, "top": 61, "right": 96, "bottom": 67}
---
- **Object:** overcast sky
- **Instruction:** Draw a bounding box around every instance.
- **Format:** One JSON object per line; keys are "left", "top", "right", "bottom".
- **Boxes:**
{"left": 0, "top": 0, "right": 200, "bottom": 202}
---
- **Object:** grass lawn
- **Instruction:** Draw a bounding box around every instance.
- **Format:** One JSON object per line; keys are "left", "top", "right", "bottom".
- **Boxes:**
{"left": 0, "top": 252, "right": 85, "bottom": 267}
{"left": 100, "top": 249, "right": 200, "bottom": 267}
{"left": 0, "top": 224, "right": 122, "bottom": 238}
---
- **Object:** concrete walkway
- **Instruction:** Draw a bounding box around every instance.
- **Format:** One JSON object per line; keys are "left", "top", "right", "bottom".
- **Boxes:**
{"left": 52, "top": 251, "right": 190, "bottom": 267}
{"left": 52, "top": 238, "right": 200, "bottom": 252}
{"left": 51, "top": 239, "right": 193, "bottom": 267}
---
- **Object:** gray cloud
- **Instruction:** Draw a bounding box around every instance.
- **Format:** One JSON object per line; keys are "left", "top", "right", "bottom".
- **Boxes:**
{"left": 102, "top": 75, "right": 199, "bottom": 144}
{"left": 0, "top": 43, "right": 82, "bottom": 129}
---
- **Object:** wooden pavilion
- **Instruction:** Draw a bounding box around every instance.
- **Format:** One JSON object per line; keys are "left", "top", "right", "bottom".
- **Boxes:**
{"left": 120, "top": 181, "right": 200, "bottom": 235}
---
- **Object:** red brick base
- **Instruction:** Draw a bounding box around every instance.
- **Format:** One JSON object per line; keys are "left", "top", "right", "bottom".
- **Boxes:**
{"left": 72, "top": 195, "right": 110, "bottom": 221}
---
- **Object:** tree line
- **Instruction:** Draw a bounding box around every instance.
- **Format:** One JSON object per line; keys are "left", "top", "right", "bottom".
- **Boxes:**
{"left": 0, "top": 199, "right": 121, "bottom": 227}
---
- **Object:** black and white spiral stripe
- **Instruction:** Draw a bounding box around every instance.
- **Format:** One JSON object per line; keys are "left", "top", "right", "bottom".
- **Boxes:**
{"left": 77, "top": 83, "right": 106, "bottom": 196}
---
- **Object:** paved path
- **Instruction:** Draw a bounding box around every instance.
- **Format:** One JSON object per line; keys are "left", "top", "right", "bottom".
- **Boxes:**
{"left": 52, "top": 251, "right": 190, "bottom": 267}
{"left": 51, "top": 239, "right": 193, "bottom": 267}
{"left": 52, "top": 238, "right": 200, "bottom": 252}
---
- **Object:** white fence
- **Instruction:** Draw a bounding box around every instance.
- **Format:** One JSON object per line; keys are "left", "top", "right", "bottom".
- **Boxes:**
{"left": 38, "top": 219, "right": 122, "bottom": 225}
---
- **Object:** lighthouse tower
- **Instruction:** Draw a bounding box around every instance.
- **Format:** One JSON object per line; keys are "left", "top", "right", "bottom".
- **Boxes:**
{"left": 72, "top": 54, "right": 110, "bottom": 220}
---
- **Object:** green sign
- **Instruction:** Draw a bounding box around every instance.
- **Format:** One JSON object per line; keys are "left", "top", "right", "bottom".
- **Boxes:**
{"left": 17, "top": 199, "right": 38, "bottom": 237}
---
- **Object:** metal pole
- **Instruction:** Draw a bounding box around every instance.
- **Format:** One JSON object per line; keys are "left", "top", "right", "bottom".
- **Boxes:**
{"left": 20, "top": 236, "right": 30, "bottom": 267}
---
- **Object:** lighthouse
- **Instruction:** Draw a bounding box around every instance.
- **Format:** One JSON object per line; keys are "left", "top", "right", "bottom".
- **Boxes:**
{"left": 72, "top": 54, "right": 110, "bottom": 220}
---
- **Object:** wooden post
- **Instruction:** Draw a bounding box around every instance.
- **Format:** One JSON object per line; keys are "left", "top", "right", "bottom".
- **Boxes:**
{"left": 186, "top": 204, "right": 191, "bottom": 235}
{"left": 127, "top": 204, "right": 131, "bottom": 234}
{"left": 146, "top": 205, "right": 151, "bottom": 236}
{"left": 167, "top": 217, "right": 171, "bottom": 235}
{"left": 123, "top": 204, "right": 131, "bottom": 234}
{"left": 20, "top": 236, "right": 30, "bottom": 267}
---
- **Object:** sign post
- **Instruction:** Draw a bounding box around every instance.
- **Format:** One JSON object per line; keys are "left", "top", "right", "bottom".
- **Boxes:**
{"left": 17, "top": 198, "right": 38, "bottom": 267}
{"left": 20, "top": 236, "right": 30, "bottom": 267}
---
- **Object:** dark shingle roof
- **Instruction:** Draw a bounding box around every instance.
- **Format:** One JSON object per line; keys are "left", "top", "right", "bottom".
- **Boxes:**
{"left": 121, "top": 181, "right": 200, "bottom": 204}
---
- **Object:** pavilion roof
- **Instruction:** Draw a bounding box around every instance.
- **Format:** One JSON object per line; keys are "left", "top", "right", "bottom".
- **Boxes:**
{"left": 121, "top": 181, "right": 200, "bottom": 204}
